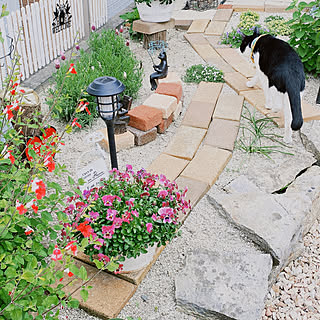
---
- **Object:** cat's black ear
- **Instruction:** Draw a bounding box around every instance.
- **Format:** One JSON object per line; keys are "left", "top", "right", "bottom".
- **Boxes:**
{"left": 253, "top": 26, "right": 260, "bottom": 35}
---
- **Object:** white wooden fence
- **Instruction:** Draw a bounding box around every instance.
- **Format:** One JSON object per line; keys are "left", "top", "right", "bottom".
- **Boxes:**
{"left": 0, "top": 0, "right": 108, "bottom": 87}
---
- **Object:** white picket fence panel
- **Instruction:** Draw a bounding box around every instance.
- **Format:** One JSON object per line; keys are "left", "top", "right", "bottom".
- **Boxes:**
{"left": 0, "top": 0, "right": 109, "bottom": 88}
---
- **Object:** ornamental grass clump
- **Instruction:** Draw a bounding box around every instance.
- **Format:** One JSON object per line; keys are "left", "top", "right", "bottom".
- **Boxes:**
{"left": 62, "top": 166, "right": 191, "bottom": 264}
{"left": 184, "top": 64, "right": 224, "bottom": 83}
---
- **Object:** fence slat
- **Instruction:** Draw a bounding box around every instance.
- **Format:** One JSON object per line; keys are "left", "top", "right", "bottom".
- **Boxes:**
{"left": 42, "top": 0, "right": 53, "bottom": 61}
{"left": 9, "top": 11, "right": 26, "bottom": 80}
{"left": 15, "top": 10, "right": 29, "bottom": 79}
{"left": 38, "top": 0, "right": 50, "bottom": 65}
{"left": 34, "top": 2, "right": 46, "bottom": 67}
{"left": 20, "top": 6, "right": 34, "bottom": 75}
{"left": 25, "top": 4, "right": 39, "bottom": 72}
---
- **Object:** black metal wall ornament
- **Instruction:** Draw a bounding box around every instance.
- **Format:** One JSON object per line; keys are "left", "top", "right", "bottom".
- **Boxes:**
{"left": 52, "top": 0, "right": 72, "bottom": 34}
{"left": 0, "top": 36, "right": 14, "bottom": 67}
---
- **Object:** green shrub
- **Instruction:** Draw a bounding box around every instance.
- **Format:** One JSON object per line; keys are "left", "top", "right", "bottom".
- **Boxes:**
{"left": 287, "top": 0, "right": 320, "bottom": 74}
{"left": 184, "top": 64, "right": 224, "bottom": 83}
{"left": 265, "top": 15, "right": 291, "bottom": 36}
{"left": 119, "top": 7, "right": 143, "bottom": 40}
{"left": 238, "top": 10, "right": 260, "bottom": 30}
{"left": 48, "top": 29, "right": 143, "bottom": 127}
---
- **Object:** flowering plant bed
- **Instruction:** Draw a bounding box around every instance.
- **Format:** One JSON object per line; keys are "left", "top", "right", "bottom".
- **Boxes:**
{"left": 63, "top": 166, "right": 191, "bottom": 266}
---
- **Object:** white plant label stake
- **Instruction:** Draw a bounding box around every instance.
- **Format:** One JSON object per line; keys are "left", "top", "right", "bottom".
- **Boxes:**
{"left": 77, "top": 158, "right": 109, "bottom": 192}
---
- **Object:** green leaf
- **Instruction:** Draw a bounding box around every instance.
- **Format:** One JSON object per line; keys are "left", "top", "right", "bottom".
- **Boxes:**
{"left": 21, "top": 270, "right": 35, "bottom": 283}
{"left": 68, "top": 176, "right": 75, "bottom": 185}
{"left": 79, "top": 265, "right": 87, "bottom": 280}
{"left": 80, "top": 288, "right": 88, "bottom": 302}
{"left": 295, "top": 29, "right": 305, "bottom": 38}
{"left": 5, "top": 266, "right": 16, "bottom": 278}
{"left": 67, "top": 298, "right": 80, "bottom": 308}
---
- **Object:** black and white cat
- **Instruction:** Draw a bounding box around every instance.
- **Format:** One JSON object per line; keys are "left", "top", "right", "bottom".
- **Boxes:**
{"left": 240, "top": 27, "right": 305, "bottom": 143}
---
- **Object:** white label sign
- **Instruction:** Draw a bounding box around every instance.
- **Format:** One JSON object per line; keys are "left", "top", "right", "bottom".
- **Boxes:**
{"left": 77, "top": 158, "right": 109, "bottom": 192}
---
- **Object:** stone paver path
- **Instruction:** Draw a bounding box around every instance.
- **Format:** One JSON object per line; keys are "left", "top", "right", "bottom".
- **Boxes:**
{"left": 66, "top": 4, "right": 320, "bottom": 319}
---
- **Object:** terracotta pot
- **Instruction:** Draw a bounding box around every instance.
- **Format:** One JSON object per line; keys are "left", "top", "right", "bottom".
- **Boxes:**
{"left": 136, "top": 1, "right": 174, "bottom": 23}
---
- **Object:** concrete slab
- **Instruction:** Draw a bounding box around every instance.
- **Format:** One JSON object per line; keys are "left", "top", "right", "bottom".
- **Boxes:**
{"left": 184, "top": 33, "right": 209, "bottom": 45}
{"left": 176, "top": 249, "right": 272, "bottom": 320}
{"left": 213, "top": 8, "right": 233, "bottom": 21}
{"left": 147, "top": 153, "right": 189, "bottom": 181}
{"left": 158, "top": 71, "right": 183, "bottom": 86}
{"left": 191, "top": 44, "right": 222, "bottom": 62}
{"left": 182, "top": 101, "right": 217, "bottom": 129}
{"left": 132, "top": 19, "right": 175, "bottom": 34}
{"left": 187, "top": 19, "right": 211, "bottom": 33}
{"left": 176, "top": 176, "right": 210, "bottom": 209}
{"left": 155, "top": 82, "right": 183, "bottom": 103}
{"left": 62, "top": 260, "right": 136, "bottom": 319}
{"left": 164, "top": 125, "right": 207, "bottom": 160}
{"left": 98, "top": 130, "right": 135, "bottom": 152}
{"left": 204, "top": 118, "right": 240, "bottom": 151}
{"left": 233, "top": 2, "right": 265, "bottom": 11}
{"left": 224, "top": 71, "right": 260, "bottom": 94}
{"left": 181, "top": 145, "right": 232, "bottom": 186}
{"left": 216, "top": 48, "right": 256, "bottom": 78}
{"left": 192, "top": 81, "right": 223, "bottom": 103}
{"left": 213, "top": 94, "right": 244, "bottom": 122}
{"left": 204, "top": 20, "right": 227, "bottom": 36}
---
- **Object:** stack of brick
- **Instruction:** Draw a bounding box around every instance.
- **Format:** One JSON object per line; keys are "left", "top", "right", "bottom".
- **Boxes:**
{"left": 127, "top": 72, "right": 183, "bottom": 145}
{"left": 97, "top": 72, "right": 183, "bottom": 150}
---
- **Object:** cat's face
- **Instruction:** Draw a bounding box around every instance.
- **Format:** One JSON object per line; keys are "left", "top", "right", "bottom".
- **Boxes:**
{"left": 239, "top": 27, "right": 260, "bottom": 53}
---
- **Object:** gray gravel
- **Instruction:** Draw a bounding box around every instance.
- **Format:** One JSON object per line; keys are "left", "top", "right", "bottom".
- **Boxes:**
{"left": 49, "top": 5, "right": 320, "bottom": 320}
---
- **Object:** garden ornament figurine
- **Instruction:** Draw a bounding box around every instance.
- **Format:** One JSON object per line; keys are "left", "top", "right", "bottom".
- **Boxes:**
{"left": 150, "top": 50, "right": 168, "bottom": 91}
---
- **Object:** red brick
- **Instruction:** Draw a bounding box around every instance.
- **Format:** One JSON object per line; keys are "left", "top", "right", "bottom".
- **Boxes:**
{"left": 128, "top": 105, "right": 163, "bottom": 132}
{"left": 155, "top": 82, "right": 183, "bottom": 103}
{"left": 128, "top": 126, "right": 157, "bottom": 146}
{"left": 157, "top": 112, "right": 174, "bottom": 134}
{"left": 217, "top": 4, "right": 233, "bottom": 9}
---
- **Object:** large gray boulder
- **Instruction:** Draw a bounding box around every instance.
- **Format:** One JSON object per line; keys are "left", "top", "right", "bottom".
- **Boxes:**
{"left": 176, "top": 249, "right": 272, "bottom": 320}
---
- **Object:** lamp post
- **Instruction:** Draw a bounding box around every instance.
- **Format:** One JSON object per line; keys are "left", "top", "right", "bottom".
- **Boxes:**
{"left": 87, "top": 76, "right": 125, "bottom": 170}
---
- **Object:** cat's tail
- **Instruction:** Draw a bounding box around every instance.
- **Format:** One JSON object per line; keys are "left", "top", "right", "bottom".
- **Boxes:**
{"left": 287, "top": 83, "right": 303, "bottom": 131}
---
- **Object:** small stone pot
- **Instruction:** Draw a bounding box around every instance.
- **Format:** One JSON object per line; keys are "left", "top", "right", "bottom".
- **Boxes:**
{"left": 136, "top": 1, "right": 174, "bottom": 23}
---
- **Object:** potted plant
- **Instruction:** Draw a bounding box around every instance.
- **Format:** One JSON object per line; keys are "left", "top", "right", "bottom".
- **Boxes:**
{"left": 62, "top": 165, "right": 190, "bottom": 272}
{"left": 135, "top": 0, "right": 176, "bottom": 23}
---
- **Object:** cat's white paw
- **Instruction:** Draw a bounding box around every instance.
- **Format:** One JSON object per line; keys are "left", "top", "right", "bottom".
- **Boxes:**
{"left": 246, "top": 81, "right": 255, "bottom": 88}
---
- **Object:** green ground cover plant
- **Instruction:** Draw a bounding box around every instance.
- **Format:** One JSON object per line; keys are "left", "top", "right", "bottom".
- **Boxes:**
{"left": 184, "top": 64, "right": 224, "bottom": 83}
{"left": 119, "top": 7, "right": 143, "bottom": 40}
{"left": 48, "top": 29, "right": 143, "bottom": 128}
{"left": 287, "top": 0, "right": 320, "bottom": 74}
{"left": 236, "top": 106, "right": 293, "bottom": 159}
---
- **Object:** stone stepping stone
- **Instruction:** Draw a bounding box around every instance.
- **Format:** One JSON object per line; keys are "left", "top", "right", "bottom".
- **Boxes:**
{"left": 205, "top": 35, "right": 226, "bottom": 48}
{"left": 204, "top": 20, "right": 227, "bottom": 36}
{"left": 147, "top": 153, "right": 189, "bottom": 182}
{"left": 175, "top": 249, "right": 272, "bottom": 320}
{"left": 182, "top": 101, "right": 218, "bottom": 129}
{"left": 182, "top": 82, "right": 223, "bottom": 129}
{"left": 164, "top": 125, "right": 207, "bottom": 160}
{"left": 204, "top": 118, "right": 240, "bottom": 151}
{"left": 184, "top": 33, "right": 209, "bottom": 45}
{"left": 232, "top": 1, "right": 265, "bottom": 11}
{"left": 216, "top": 48, "right": 256, "bottom": 78}
{"left": 265, "top": 0, "right": 294, "bottom": 12}
{"left": 213, "top": 94, "right": 244, "bottom": 122}
{"left": 181, "top": 145, "right": 232, "bottom": 186}
{"left": 240, "top": 90, "right": 320, "bottom": 127}
{"left": 62, "top": 260, "right": 136, "bottom": 319}
{"left": 175, "top": 176, "right": 210, "bottom": 209}
{"left": 224, "top": 71, "right": 260, "bottom": 94}
{"left": 211, "top": 191, "right": 312, "bottom": 266}
{"left": 187, "top": 19, "right": 210, "bottom": 33}
{"left": 213, "top": 8, "right": 233, "bottom": 21}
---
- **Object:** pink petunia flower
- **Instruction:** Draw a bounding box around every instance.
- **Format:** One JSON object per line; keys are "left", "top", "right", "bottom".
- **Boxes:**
{"left": 146, "top": 223, "right": 153, "bottom": 233}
